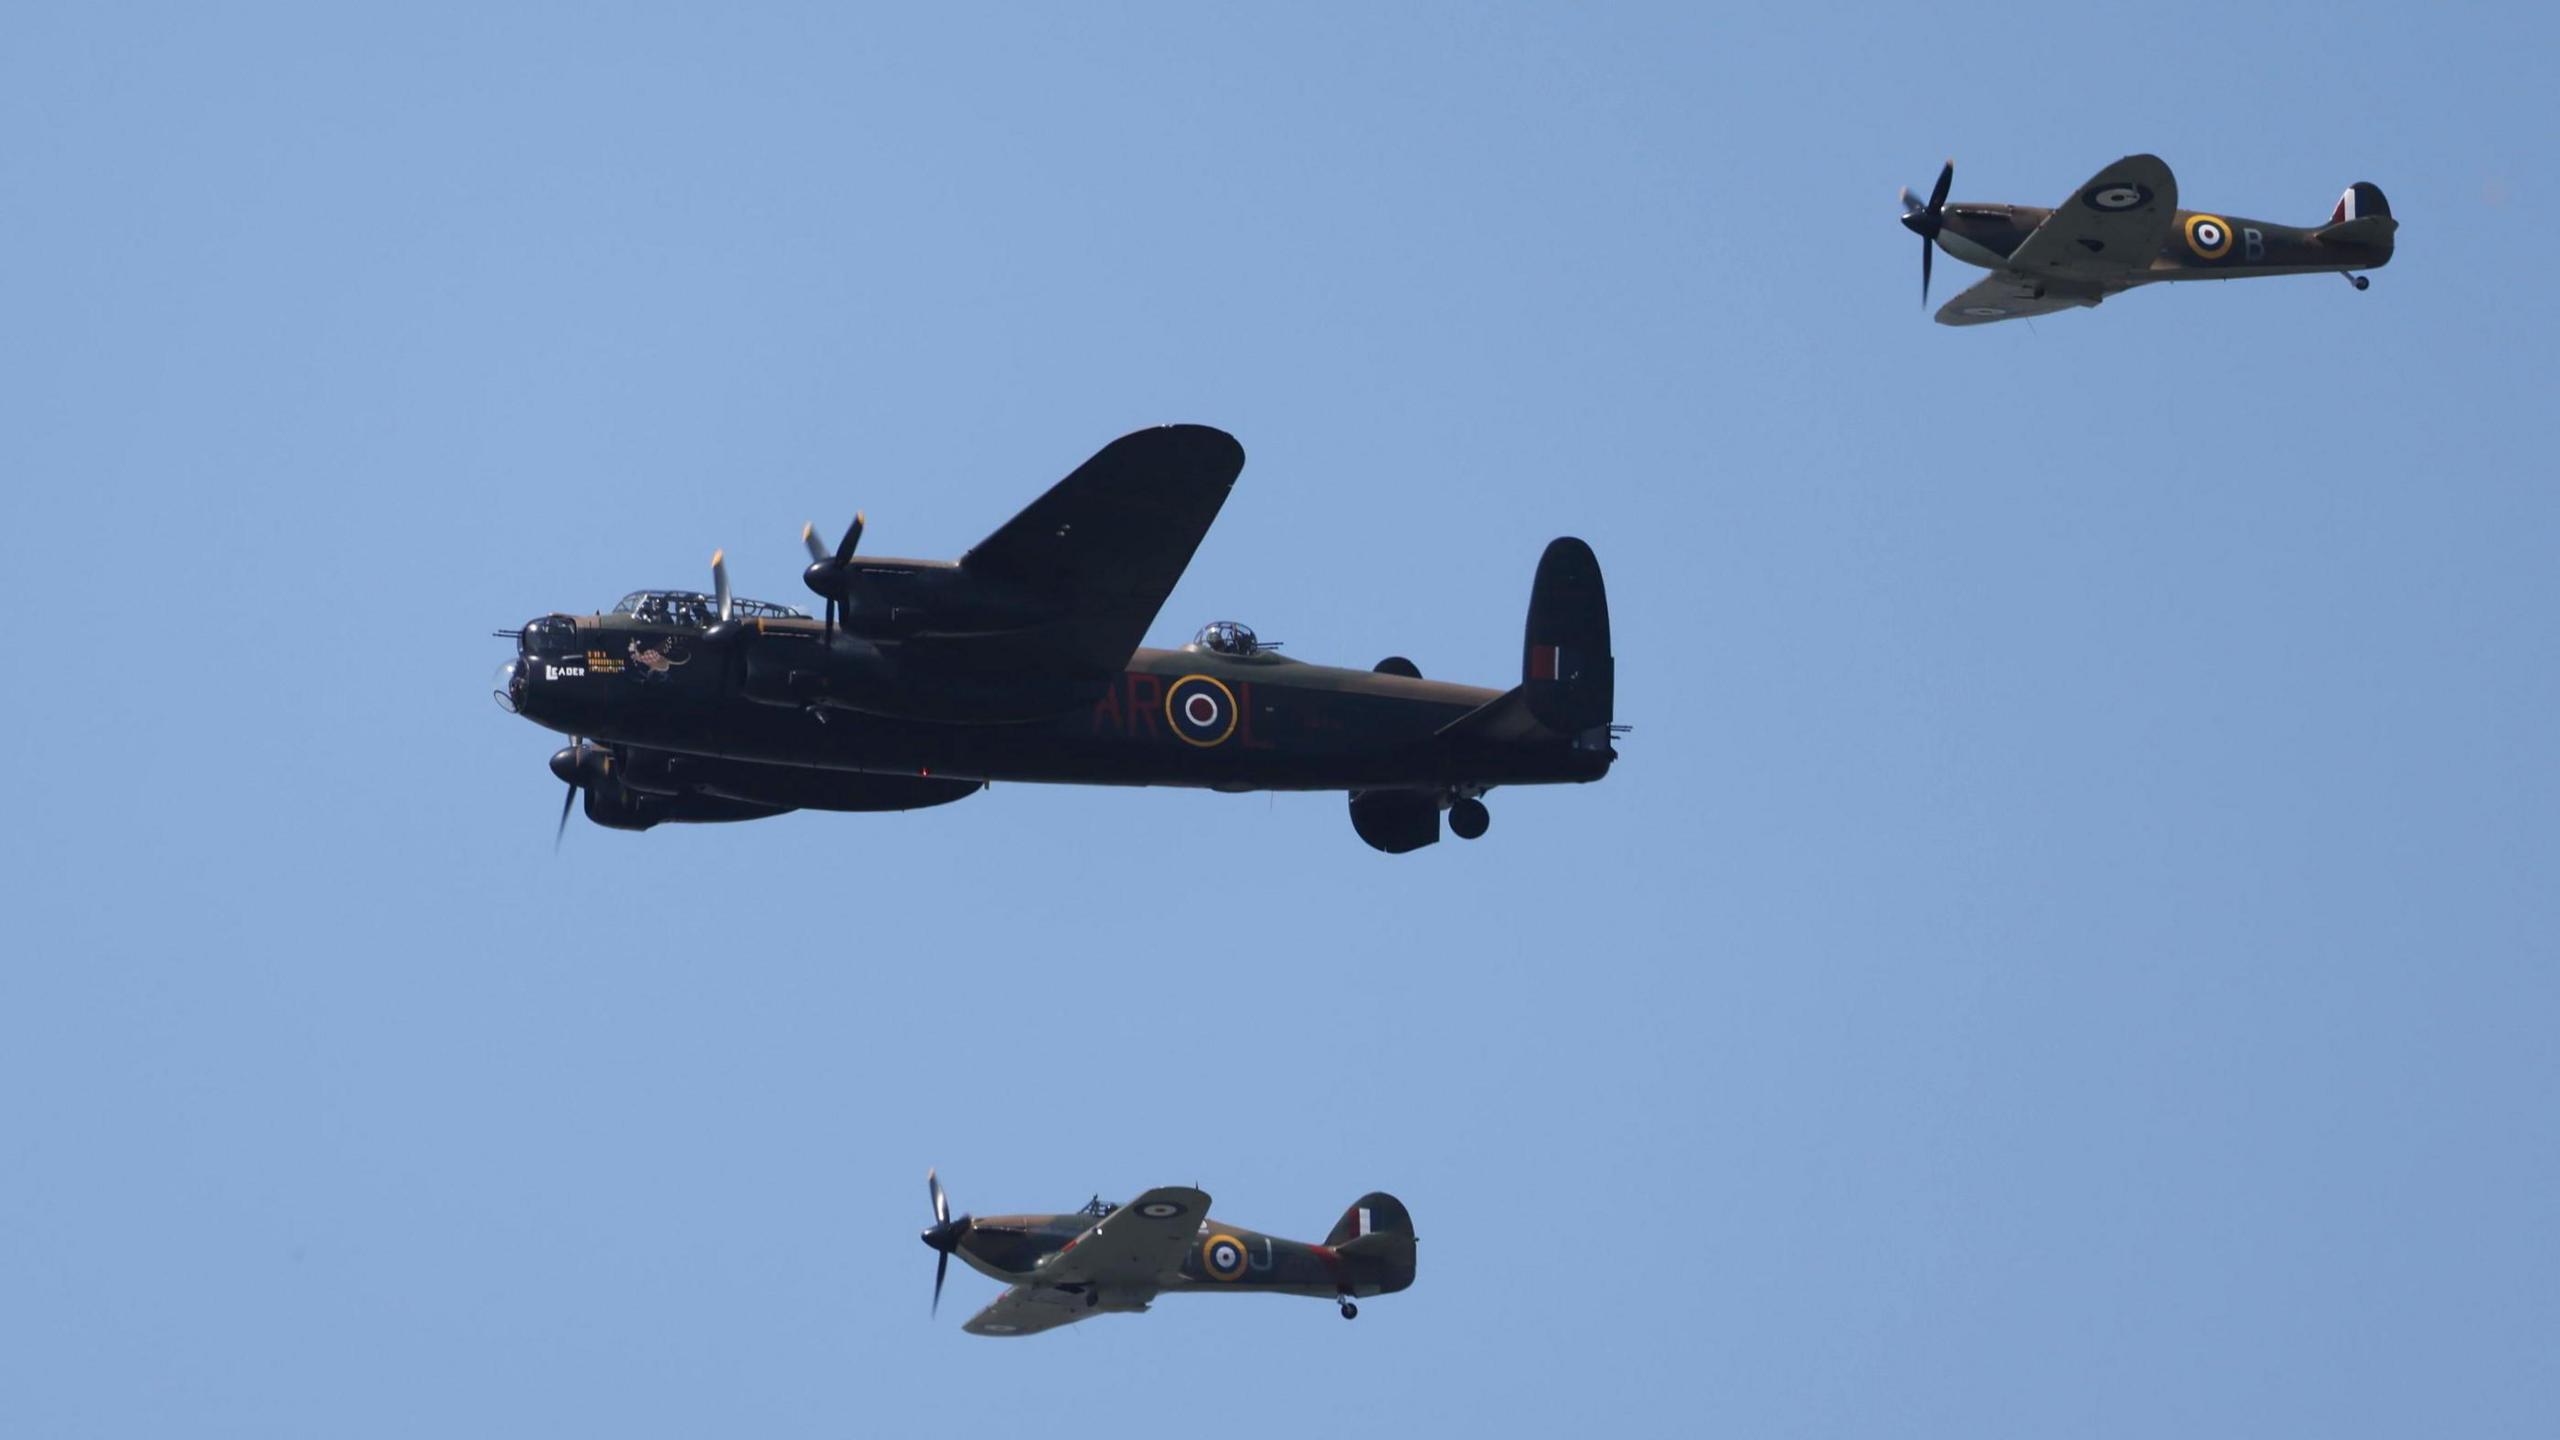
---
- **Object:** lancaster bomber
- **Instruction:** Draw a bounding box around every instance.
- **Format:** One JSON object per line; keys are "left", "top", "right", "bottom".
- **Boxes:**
{"left": 1899, "top": 154, "right": 2398, "bottom": 326}
{"left": 919, "top": 1170, "right": 1416, "bottom": 1335}
{"left": 493, "top": 424, "right": 1618, "bottom": 853}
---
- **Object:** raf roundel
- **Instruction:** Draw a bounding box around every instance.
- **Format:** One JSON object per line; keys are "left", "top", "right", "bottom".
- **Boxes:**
{"left": 1137, "top": 1200, "right": 1187, "bottom": 1219}
{"left": 1202, "top": 1232, "right": 1248, "bottom": 1282}
{"left": 2184, "top": 213, "right": 2233, "bottom": 260}
{"left": 2083, "top": 181, "right": 2152, "bottom": 212}
{"left": 1165, "top": 675, "right": 1240, "bottom": 748}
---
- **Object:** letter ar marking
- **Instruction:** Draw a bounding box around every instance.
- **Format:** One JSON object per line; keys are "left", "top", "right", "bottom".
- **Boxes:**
{"left": 1127, "top": 672, "right": 1163, "bottom": 739}
{"left": 1092, "top": 679, "right": 1123, "bottom": 735}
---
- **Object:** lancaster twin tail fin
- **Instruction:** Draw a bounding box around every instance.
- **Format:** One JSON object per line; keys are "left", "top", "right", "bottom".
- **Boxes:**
{"left": 1435, "top": 536, "right": 1616, "bottom": 748}
{"left": 1521, "top": 536, "right": 1614, "bottom": 735}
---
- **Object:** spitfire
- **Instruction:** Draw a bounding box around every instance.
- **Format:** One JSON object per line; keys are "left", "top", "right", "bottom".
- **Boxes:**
{"left": 919, "top": 1170, "right": 1416, "bottom": 1336}
{"left": 1899, "top": 154, "right": 2398, "bottom": 326}
{"left": 494, "top": 425, "right": 1620, "bottom": 853}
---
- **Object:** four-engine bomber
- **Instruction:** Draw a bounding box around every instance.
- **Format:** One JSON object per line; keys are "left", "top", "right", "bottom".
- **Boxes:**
{"left": 495, "top": 425, "right": 1618, "bottom": 853}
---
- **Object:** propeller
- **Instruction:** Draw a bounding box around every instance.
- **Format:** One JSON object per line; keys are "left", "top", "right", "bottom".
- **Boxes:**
{"left": 801, "top": 513, "right": 865, "bottom": 637}
{"left": 547, "top": 739, "right": 590, "bottom": 850}
{"left": 711, "top": 548, "right": 732, "bottom": 624}
{"left": 920, "top": 1167, "right": 972, "bottom": 1316}
{"left": 1899, "top": 158, "right": 1954, "bottom": 306}
{"left": 554, "top": 772, "right": 577, "bottom": 849}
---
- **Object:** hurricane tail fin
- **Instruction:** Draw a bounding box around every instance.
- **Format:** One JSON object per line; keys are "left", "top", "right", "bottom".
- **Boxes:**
{"left": 1325, "top": 1192, "right": 1417, "bottom": 1294}
{"left": 1326, "top": 1192, "right": 1415, "bottom": 1247}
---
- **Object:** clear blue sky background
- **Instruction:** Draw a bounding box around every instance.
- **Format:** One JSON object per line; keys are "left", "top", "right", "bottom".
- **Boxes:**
{"left": 5, "top": 3, "right": 2553, "bottom": 1435}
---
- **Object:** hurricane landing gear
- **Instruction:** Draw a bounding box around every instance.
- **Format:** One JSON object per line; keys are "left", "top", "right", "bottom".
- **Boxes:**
{"left": 1447, "top": 796, "right": 1490, "bottom": 841}
{"left": 1338, "top": 1297, "right": 1359, "bottom": 1320}
{"left": 2342, "top": 272, "right": 2371, "bottom": 291}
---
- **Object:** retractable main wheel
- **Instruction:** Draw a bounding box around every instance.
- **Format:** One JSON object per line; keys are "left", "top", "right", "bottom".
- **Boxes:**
{"left": 1448, "top": 797, "right": 1490, "bottom": 840}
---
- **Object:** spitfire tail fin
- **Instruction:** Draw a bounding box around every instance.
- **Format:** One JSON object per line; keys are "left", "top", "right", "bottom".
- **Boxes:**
{"left": 1522, "top": 536, "right": 1614, "bottom": 734}
{"left": 2317, "top": 181, "right": 2398, "bottom": 253}
{"left": 2327, "top": 181, "right": 2391, "bottom": 225}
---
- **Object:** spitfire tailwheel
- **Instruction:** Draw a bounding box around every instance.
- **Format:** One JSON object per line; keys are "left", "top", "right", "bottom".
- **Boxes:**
{"left": 1448, "top": 796, "right": 1490, "bottom": 841}
{"left": 1339, "top": 1299, "right": 1358, "bottom": 1320}
{"left": 2347, "top": 273, "right": 2370, "bottom": 291}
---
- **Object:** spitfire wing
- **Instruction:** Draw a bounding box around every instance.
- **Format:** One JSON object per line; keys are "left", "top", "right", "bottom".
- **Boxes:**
{"left": 1035, "top": 1186, "right": 1213, "bottom": 1287}
{"left": 961, "top": 1283, "right": 1132, "bottom": 1337}
{"left": 2001, "top": 154, "right": 2178, "bottom": 284}
{"left": 1933, "top": 271, "right": 2103, "bottom": 328}
{"left": 958, "top": 425, "right": 1245, "bottom": 672}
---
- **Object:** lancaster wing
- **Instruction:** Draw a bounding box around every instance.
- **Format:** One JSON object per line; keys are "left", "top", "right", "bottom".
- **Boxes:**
{"left": 956, "top": 426, "right": 1244, "bottom": 672}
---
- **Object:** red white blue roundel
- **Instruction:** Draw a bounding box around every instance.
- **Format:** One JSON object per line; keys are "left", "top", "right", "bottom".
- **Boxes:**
{"left": 1166, "top": 675, "right": 1239, "bottom": 748}
{"left": 1202, "top": 1232, "right": 1248, "bottom": 1281}
{"left": 2083, "top": 180, "right": 2153, "bottom": 212}
{"left": 1137, "top": 1199, "right": 1187, "bottom": 1219}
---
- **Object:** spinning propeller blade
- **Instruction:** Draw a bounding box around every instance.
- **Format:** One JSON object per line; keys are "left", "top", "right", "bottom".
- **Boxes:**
{"left": 921, "top": 1167, "right": 970, "bottom": 1318}
{"left": 1897, "top": 158, "right": 1954, "bottom": 307}
{"left": 711, "top": 549, "right": 732, "bottom": 624}
{"left": 549, "top": 738, "right": 586, "bottom": 850}
{"left": 803, "top": 513, "right": 865, "bottom": 635}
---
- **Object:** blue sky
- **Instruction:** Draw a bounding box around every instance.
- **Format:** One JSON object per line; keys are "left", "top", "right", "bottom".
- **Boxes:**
{"left": 4, "top": 3, "right": 2553, "bottom": 1435}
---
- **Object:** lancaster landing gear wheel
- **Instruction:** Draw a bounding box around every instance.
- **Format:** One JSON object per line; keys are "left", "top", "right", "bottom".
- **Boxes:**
{"left": 1339, "top": 1300, "right": 1359, "bottom": 1320}
{"left": 1448, "top": 797, "right": 1490, "bottom": 840}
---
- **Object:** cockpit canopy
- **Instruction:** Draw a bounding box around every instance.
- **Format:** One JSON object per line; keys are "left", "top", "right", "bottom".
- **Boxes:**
{"left": 610, "top": 590, "right": 807, "bottom": 627}
{"left": 1077, "top": 1195, "right": 1118, "bottom": 1219}
{"left": 1193, "top": 620, "right": 1264, "bottom": 656}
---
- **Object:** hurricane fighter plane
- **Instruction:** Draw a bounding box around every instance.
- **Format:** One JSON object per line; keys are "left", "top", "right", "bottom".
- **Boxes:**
{"left": 492, "top": 424, "right": 1617, "bottom": 853}
{"left": 919, "top": 1171, "right": 1416, "bottom": 1335}
{"left": 1899, "top": 154, "right": 2397, "bottom": 326}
